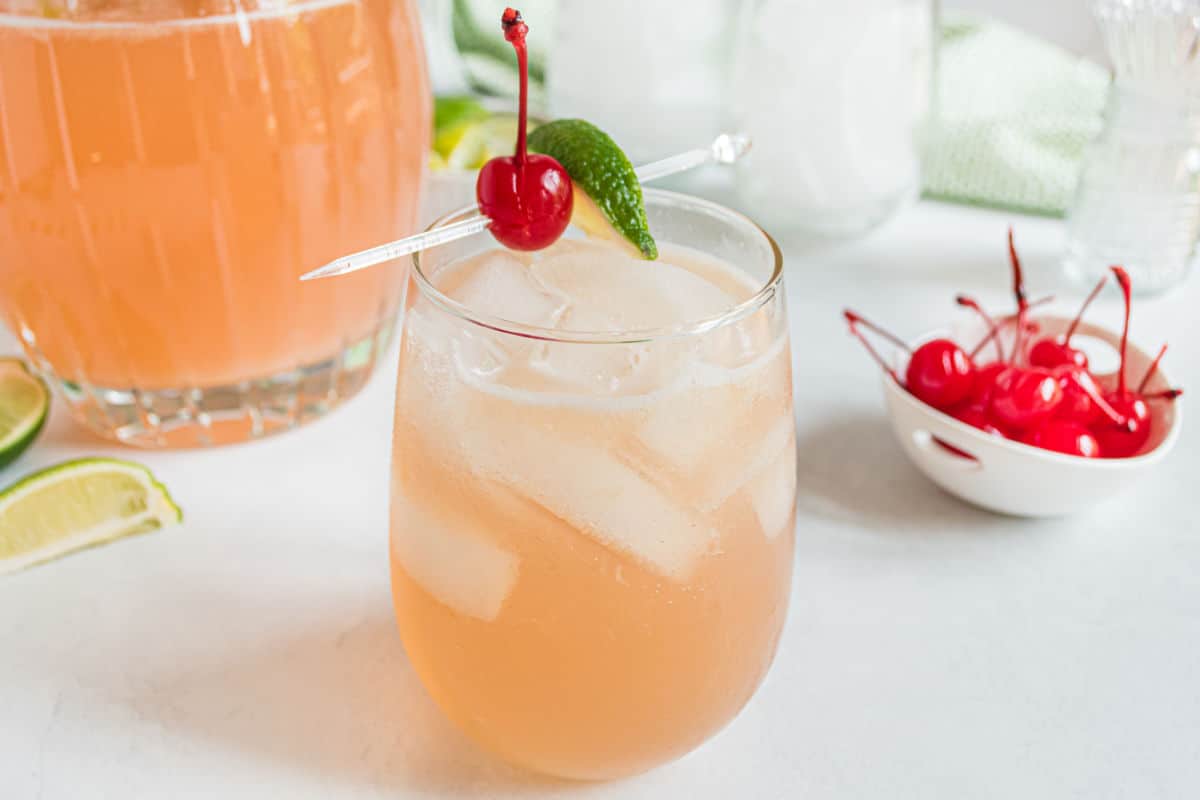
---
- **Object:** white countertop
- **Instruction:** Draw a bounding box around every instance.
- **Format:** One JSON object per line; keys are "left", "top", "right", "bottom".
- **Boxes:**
{"left": 2, "top": 200, "right": 1197, "bottom": 799}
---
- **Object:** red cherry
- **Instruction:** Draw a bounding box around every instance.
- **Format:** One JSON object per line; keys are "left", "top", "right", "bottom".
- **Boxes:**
{"left": 951, "top": 402, "right": 1004, "bottom": 436}
{"left": 1053, "top": 365, "right": 1127, "bottom": 427}
{"left": 905, "top": 339, "right": 975, "bottom": 411}
{"left": 1022, "top": 419, "right": 1101, "bottom": 458}
{"left": 968, "top": 361, "right": 1007, "bottom": 406}
{"left": 1029, "top": 338, "right": 1089, "bottom": 370}
{"left": 988, "top": 366, "right": 1063, "bottom": 432}
{"left": 842, "top": 310, "right": 975, "bottom": 411}
{"left": 1094, "top": 392, "right": 1150, "bottom": 457}
{"left": 1028, "top": 273, "right": 1108, "bottom": 370}
{"left": 477, "top": 154, "right": 573, "bottom": 250}
{"left": 475, "top": 9, "right": 573, "bottom": 251}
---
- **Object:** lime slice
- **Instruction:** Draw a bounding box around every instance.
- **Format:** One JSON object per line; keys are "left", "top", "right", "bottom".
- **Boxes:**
{"left": 0, "top": 358, "right": 48, "bottom": 469}
{"left": 0, "top": 458, "right": 182, "bottom": 576}
{"left": 528, "top": 119, "right": 658, "bottom": 259}
{"left": 434, "top": 111, "right": 532, "bottom": 172}
{"left": 434, "top": 95, "right": 490, "bottom": 135}
{"left": 435, "top": 120, "right": 489, "bottom": 170}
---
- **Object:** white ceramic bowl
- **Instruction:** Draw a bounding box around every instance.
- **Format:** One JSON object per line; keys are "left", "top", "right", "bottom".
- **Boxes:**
{"left": 884, "top": 316, "right": 1182, "bottom": 517}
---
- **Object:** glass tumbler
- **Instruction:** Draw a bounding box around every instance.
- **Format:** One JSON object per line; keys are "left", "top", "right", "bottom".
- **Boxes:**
{"left": 390, "top": 190, "right": 797, "bottom": 780}
{"left": 0, "top": 0, "right": 430, "bottom": 446}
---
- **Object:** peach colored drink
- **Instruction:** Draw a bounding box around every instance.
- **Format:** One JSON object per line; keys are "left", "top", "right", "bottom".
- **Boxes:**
{"left": 0, "top": 0, "right": 429, "bottom": 446}
{"left": 391, "top": 194, "right": 796, "bottom": 780}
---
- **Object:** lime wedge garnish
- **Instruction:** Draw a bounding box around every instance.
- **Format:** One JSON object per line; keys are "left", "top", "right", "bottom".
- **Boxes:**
{"left": 434, "top": 95, "right": 490, "bottom": 137}
{"left": 0, "top": 358, "right": 48, "bottom": 469}
{"left": 528, "top": 119, "right": 658, "bottom": 259}
{"left": 0, "top": 458, "right": 182, "bottom": 576}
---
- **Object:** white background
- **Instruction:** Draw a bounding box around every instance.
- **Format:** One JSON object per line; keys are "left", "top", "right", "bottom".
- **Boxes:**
{"left": 2, "top": 2, "right": 1198, "bottom": 799}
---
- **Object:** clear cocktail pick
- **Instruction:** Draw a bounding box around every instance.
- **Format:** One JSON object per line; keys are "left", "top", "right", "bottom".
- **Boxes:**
{"left": 300, "top": 132, "right": 751, "bottom": 282}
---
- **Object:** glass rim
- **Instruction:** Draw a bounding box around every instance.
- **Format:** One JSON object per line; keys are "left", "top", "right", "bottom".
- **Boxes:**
{"left": 410, "top": 188, "right": 785, "bottom": 345}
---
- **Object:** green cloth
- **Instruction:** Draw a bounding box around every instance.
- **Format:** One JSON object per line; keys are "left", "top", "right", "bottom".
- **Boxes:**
{"left": 922, "top": 18, "right": 1111, "bottom": 217}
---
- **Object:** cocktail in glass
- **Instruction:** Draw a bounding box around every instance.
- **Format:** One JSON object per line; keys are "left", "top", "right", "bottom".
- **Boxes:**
{"left": 390, "top": 189, "right": 796, "bottom": 779}
{"left": 0, "top": 0, "right": 429, "bottom": 446}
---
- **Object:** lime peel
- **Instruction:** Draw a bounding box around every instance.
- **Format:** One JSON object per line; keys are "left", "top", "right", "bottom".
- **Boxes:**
{"left": 528, "top": 119, "right": 658, "bottom": 260}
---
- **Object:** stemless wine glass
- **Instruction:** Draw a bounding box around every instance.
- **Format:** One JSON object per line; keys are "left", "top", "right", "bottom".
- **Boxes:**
{"left": 390, "top": 190, "right": 797, "bottom": 780}
{"left": 0, "top": 0, "right": 429, "bottom": 446}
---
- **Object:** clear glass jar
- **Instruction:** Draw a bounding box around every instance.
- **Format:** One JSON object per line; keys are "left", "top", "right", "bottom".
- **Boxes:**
{"left": 731, "top": 0, "right": 936, "bottom": 236}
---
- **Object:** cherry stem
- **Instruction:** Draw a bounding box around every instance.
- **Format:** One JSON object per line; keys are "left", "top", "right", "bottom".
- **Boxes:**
{"left": 1137, "top": 343, "right": 1168, "bottom": 395}
{"left": 502, "top": 8, "right": 529, "bottom": 167}
{"left": 1063, "top": 274, "right": 1107, "bottom": 343}
{"left": 956, "top": 294, "right": 1005, "bottom": 362}
{"left": 1075, "top": 375, "right": 1127, "bottom": 426}
{"left": 1008, "top": 228, "right": 1029, "bottom": 364}
{"left": 842, "top": 310, "right": 911, "bottom": 352}
{"left": 1144, "top": 388, "right": 1183, "bottom": 401}
{"left": 968, "top": 295, "right": 1053, "bottom": 361}
{"left": 1111, "top": 266, "right": 1132, "bottom": 396}
{"left": 843, "top": 311, "right": 901, "bottom": 383}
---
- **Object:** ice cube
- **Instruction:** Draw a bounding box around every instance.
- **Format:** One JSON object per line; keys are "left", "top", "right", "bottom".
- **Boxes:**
{"left": 699, "top": 412, "right": 796, "bottom": 512}
{"left": 446, "top": 250, "right": 567, "bottom": 327}
{"left": 633, "top": 340, "right": 791, "bottom": 477}
{"left": 391, "top": 488, "right": 519, "bottom": 622}
{"left": 748, "top": 429, "right": 797, "bottom": 540}
{"left": 434, "top": 251, "right": 568, "bottom": 376}
{"left": 634, "top": 383, "right": 745, "bottom": 475}
{"left": 460, "top": 410, "right": 715, "bottom": 581}
{"left": 528, "top": 307, "right": 661, "bottom": 392}
{"left": 531, "top": 246, "right": 735, "bottom": 330}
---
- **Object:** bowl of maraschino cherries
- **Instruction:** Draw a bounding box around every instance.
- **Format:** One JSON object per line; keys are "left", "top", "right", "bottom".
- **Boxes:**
{"left": 845, "top": 232, "right": 1183, "bottom": 517}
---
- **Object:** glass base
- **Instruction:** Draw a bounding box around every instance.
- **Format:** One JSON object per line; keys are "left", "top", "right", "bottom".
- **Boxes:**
{"left": 41, "top": 317, "right": 396, "bottom": 448}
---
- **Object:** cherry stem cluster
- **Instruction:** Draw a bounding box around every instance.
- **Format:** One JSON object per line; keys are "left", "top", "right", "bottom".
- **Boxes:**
{"left": 968, "top": 295, "right": 1052, "bottom": 361}
{"left": 956, "top": 294, "right": 1004, "bottom": 362}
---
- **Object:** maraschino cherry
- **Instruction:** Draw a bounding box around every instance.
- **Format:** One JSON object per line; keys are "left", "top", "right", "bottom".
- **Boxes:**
{"left": 844, "top": 233, "right": 1182, "bottom": 461}
{"left": 843, "top": 311, "right": 975, "bottom": 410}
{"left": 1022, "top": 420, "right": 1101, "bottom": 458}
{"left": 475, "top": 8, "right": 573, "bottom": 251}
{"left": 1028, "top": 274, "right": 1107, "bottom": 370}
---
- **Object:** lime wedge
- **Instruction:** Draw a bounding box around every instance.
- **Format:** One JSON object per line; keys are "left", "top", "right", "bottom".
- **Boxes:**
{"left": 433, "top": 95, "right": 490, "bottom": 138}
{"left": 0, "top": 458, "right": 182, "bottom": 576}
{"left": 0, "top": 358, "right": 48, "bottom": 469}
{"left": 434, "top": 110, "right": 532, "bottom": 172}
{"left": 528, "top": 119, "right": 658, "bottom": 259}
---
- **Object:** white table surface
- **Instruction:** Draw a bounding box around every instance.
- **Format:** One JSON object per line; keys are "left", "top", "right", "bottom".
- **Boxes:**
{"left": 1, "top": 200, "right": 1197, "bottom": 799}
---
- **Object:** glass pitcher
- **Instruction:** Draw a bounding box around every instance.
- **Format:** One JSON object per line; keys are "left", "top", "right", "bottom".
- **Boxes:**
{"left": 0, "top": 0, "right": 430, "bottom": 446}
